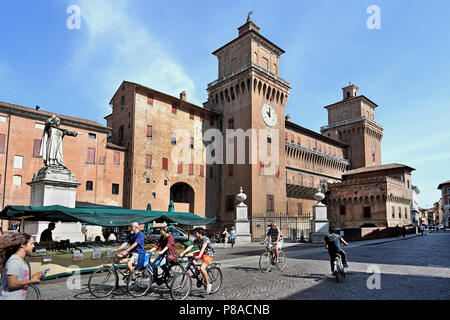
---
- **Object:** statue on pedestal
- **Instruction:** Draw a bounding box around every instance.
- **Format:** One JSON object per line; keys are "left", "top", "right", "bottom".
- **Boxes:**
{"left": 39, "top": 115, "right": 78, "bottom": 168}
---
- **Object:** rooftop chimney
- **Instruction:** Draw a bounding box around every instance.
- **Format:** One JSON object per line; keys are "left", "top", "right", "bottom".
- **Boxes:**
{"left": 180, "top": 91, "right": 187, "bottom": 101}
{"left": 285, "top": 114, "right": 291, "bottom": 121}
{"left": 35, "top": 105, "right": 40, "bottom": 111}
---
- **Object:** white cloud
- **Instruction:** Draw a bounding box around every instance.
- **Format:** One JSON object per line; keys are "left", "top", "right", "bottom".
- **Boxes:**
{"left": 68, "top": 0, "right": 197, "bottom": 110}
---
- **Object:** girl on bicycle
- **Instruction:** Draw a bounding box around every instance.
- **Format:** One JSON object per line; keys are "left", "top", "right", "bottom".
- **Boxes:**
{"left": 148, "top": 227, "right": 177, "bottom": 282}
{"left": 0, "top": 233, "right": 40, "bottom": 300}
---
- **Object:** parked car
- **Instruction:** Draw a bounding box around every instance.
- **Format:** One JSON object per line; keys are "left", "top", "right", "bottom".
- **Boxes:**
{"left": 438, "top": 224, "right": 444, "bottom": 230}
{"left": 146, "top": 225, "right": 191, "bottom": 242}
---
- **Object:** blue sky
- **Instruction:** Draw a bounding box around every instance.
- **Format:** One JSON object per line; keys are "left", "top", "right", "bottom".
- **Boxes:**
{"left": 0, "top": 0, "right": 449, "bottom": 208}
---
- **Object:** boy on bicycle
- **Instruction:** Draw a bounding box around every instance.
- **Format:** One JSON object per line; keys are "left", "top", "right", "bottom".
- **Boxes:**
{"left": 260, "top": 222, "right": 283, "bottom": 264}
{"left": 324, "top": 226, "right": 349, "bottom": 273}
{"left": 179, "top": 228, "right": 215, "bottom": 294}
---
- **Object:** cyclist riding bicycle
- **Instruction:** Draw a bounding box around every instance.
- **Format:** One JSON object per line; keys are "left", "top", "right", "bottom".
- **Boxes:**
{"left": 324, "top": 226, "right": 349, "bottom": 273}
{"left": 260, "top": 222, "right": 283, "bottom": 264}
{"left": 148, "top": 226, "right": 177, "bottom": 282}
{"left": 112, "top": 222, "right": 145, "bottom": 283}
{"left": 179, "top": 228, "right": 215, "bottom": 295}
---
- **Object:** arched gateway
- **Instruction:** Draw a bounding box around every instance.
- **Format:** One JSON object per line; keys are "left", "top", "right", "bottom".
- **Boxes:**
{"left": 170, "top": 182, "right": 195, "bottom": 213}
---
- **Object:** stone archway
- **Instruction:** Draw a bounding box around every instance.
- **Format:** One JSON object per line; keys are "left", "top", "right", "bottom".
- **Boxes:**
{"left": 170, "top": 182, "right": 195, "bottom": 213}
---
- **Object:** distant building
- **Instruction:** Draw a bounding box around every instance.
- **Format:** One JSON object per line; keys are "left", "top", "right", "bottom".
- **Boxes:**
{"left": 438, "top": 180, "right": 450, "bottom": 227}
{"left": 0, "top": 101, "right": 125, "bottom": 231}
{"left": 410, "top": 185, "right": 420, "bottom": 226}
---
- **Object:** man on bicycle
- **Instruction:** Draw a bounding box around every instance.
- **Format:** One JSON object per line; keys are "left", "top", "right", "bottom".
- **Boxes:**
{"left": 260, "top": 222, "right": 283, "bottom": 264}
{"left": 179, "top": 228, "right": 215, "bottom": 294}
{"left": 112, "top": 222, "right": 145, "bottom": 282}
{"left": 148, "top": 226, "right": 177, "bottom": 283}
{"left": 324, "top": 226, "right": 349, "bottom": 273}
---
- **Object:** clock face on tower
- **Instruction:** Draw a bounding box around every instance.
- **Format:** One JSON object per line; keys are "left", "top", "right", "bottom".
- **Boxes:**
{"left": 262, "top": 103, "right": 277, "bottom": 127}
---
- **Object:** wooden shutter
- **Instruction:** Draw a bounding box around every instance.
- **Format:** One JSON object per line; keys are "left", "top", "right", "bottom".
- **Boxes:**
{"left": 147, "top": 125, "right": 153, "bottom": 138}
{"left": 200, "top": 165, "right": 204, "bottom": 177}
{"left": 189, "top": 164, "right": 194, "bottom": 175}
{"left": 114, "top": 152, "right": 120, "bottom": 165}
{"left": 178, "top": 162, "right": 182, "bottom": 173}
{"left": 146, "top": 155, "right": 152, "bottom": 168}
{"left": 33, "top": 140, "right": 41, "bottom": 157}
{"left": 209, "top": 167, "right": 213, "bottom": 178}
{"left": 87, "top": 148, "right": 96, "bottom": 164}
{"left": 0, "top": 134, "right": 5, "bottom": 153}
{"left": 162, "top": 158, "right": 168, "bottom": 170}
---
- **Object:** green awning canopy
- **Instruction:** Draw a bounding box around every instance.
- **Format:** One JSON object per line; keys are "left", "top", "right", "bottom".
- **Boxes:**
{"left": 0, "top": 205, "right": 217, "bottom": 227}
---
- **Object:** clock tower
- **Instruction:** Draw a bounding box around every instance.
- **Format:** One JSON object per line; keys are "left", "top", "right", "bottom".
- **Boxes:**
{"left": 205, "top": 17, "right": 291, "bottom": 225}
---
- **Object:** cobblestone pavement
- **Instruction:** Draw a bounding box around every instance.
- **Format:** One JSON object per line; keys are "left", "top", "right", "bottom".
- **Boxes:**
{"left": 40, "top": 231, "right": 450, "bottom": 300}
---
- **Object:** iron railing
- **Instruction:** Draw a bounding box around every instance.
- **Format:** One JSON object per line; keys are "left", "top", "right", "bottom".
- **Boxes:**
{"left": 251, "top": 212, "right": 313, "bottom": 242}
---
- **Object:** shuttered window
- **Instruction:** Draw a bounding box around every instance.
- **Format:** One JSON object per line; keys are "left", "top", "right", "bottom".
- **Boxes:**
{"left": 114, "top": 152, "right": 120, "bottom": 165}
{"left": 178, "top": 162, "right": 183, "bottom": 174}
{"left": 33, "top": 140, "right": 41, "bottom": 157}
{"left": 147, "top": 125, "right": 153, "bottom": 138}
{"left": 162, "top": 158, "right": 168, "bottom": 170}
{"left": 87, "top": 148, "right": 96, "bottom": 164}
{"left": 200, "top": 165, "right": 204, "bottom": 177}
{"left": 0, "top": 134, "right": 5, "bottom": 153}
{"left": 146, "top": 155, "right": 152, "bottom": 168}
{"left": 189, "top": 164, "right": 194, "bottom": 175}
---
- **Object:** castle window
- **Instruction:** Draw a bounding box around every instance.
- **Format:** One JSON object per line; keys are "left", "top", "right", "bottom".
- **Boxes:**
{"left": 162, "top": 158, "right": 168, "bottom": 171}
{"left": 112, "top": 184, "right": 119, "bottom": 195}
{"left": 119, "top": 125, "right": 124, "bottom": 140}
{"left": 120, "top": 96, "right": 125, "bottom": 109}
{"left": 147, "top": 125, "right": 153, "bottom": 138}
{"left": 146, "top": 155, "right": 152, "bottom": 168}
{"left": 189, "top": 164, "right": 194, "bottom": 175}
{"left": 147, "top": 96, "right": 153, "bottom": 105}
{"left": 340, "top": 205, "right": 346, "bottom": 216}
{"left": 190, "top": 110, "right": 195, "bottom": 120}
{"left": 267, "top": 195, "right": 274, "bottom": 213}
{"left": 298, "top": 203, "right": 303, "bottom": 215}
{"left": 86, "top": 181, "right": 93, "bottom": 191}
{"left": 190, "top": 137, "right": 194, "bottom": 150}
{"left": 226, "top": 195, "right": 235, "bottom": 211}
{"left": 347, "top": 91, "right": 350, "bottom": 98}
{"left": 209, "top": 167, "right": 214, "bottom": 179}
{"left": 177, "top": 162, "right": 182, "bottom": 174}
{"left": 12, "top": 175, "right": 22, "bottom": 187}
{"left": 228, "top": 164, "right": 233, "bottom": 177}
{"left": 364, "top": 206, "right": 371, "bottom": 218}
{"left": 171, "top": 132, "right": 177, "bottom": 145}
{"left": 172, "top": 105, "right": 177, "bottom": 114}
{"left": 228, "top": 119, "right": 234, "bottom": 129}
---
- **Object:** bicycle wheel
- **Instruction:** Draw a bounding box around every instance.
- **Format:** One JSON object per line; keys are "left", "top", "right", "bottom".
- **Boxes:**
{"left": 88, "top": 267, "right": 118, "bottom": 298}
{"left": 170, "top": 271, "right": 192, "bottom": 301}
{"left": 259, "top": 251, "right": 272, "bottom": 273}
{"left": 127, "top": 268, "right": 153, "bottom": 297}
{"left": 165, "top": 262, "right": 185, "bottom": 289}
{"left": 207, "top": 266, "right": 223, "bottom": 294}
{"left": 26, "top": 284, "right": 41, "bottom": 300}
{"left": 276, "top": 250, "right": 287, "bottom": 271}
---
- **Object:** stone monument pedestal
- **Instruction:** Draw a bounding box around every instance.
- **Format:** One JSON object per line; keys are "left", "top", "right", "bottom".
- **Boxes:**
{"left": 311, "top": 202, "right": 329, "bottom": 243}
{"left": 310, "top": 188, "right": 329, "bottom": 243}
{"left": 26, "top": 166, "right": 84, "bottom": 242}
{"left": 234, "top": 187, "right": 251, "bottom": 246}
